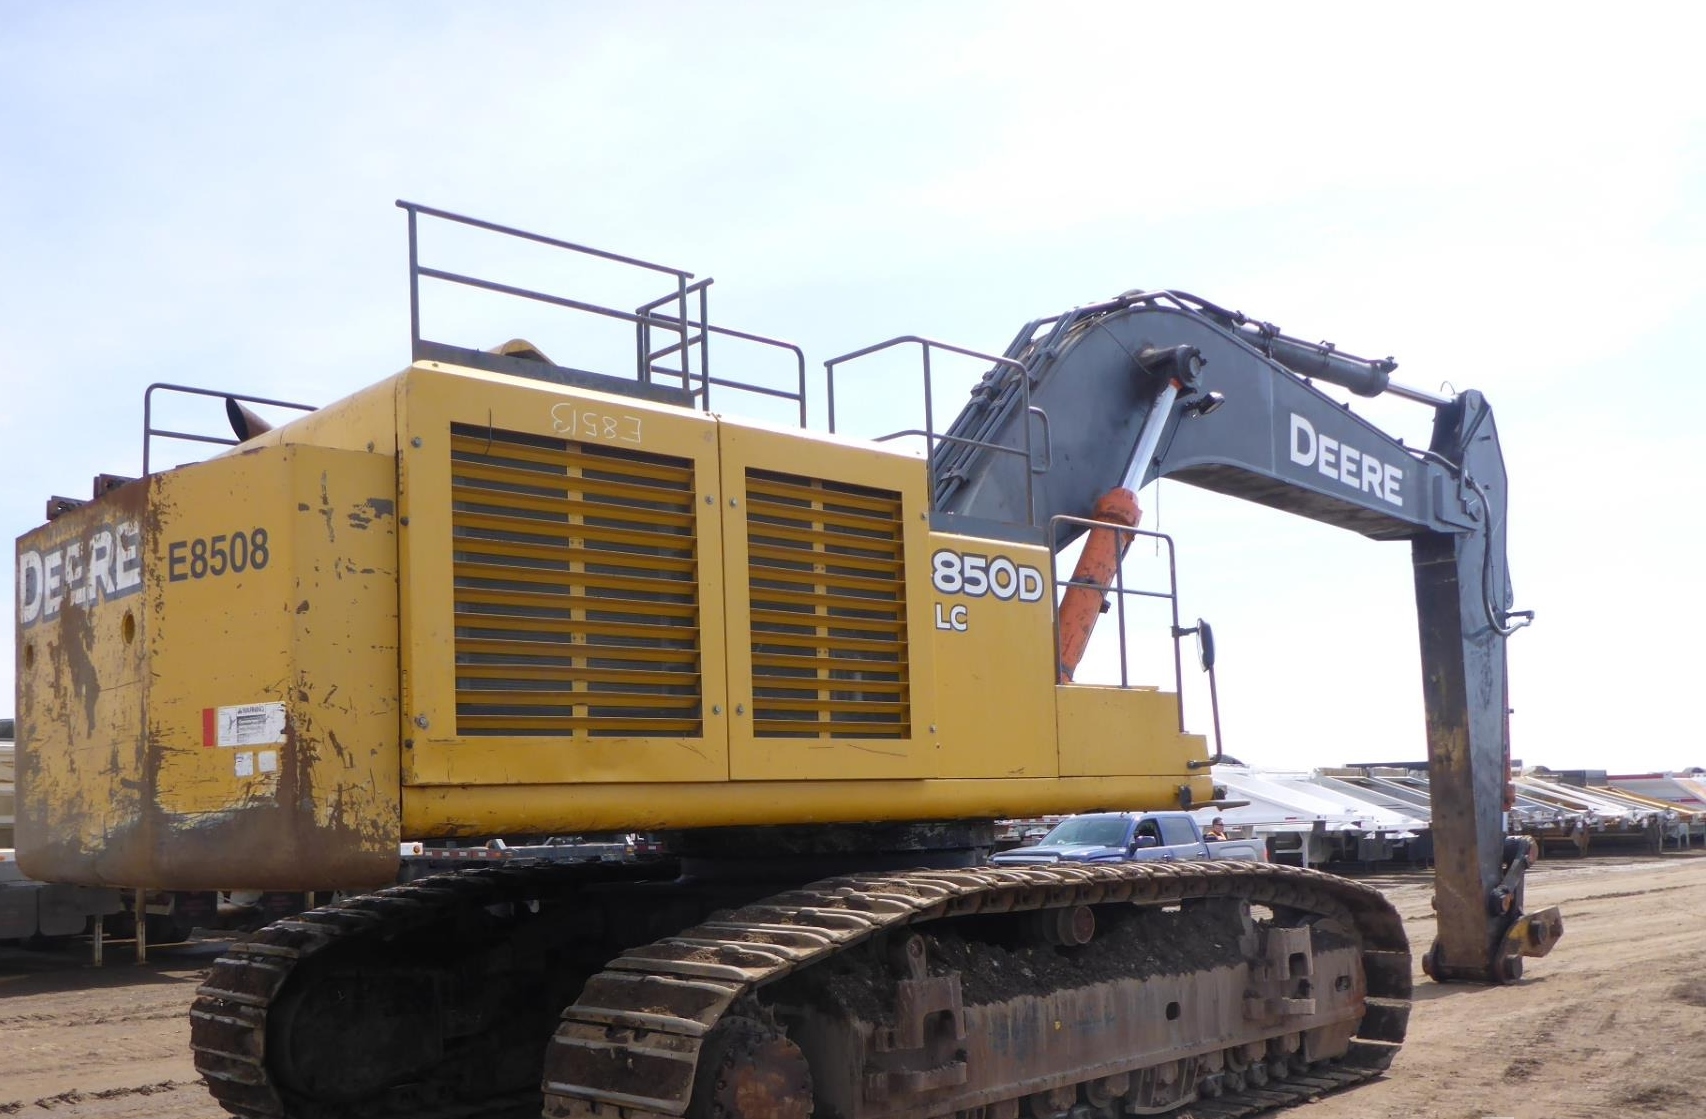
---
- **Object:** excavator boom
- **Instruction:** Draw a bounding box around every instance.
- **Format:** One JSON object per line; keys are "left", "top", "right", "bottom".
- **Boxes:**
{"left": 932, "top": 290, "right": 1559, "bottom": 981}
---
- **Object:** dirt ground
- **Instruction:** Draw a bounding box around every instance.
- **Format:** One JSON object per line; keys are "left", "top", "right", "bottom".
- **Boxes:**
{"left": 1295, "top": 852, "right": 1706, "bottom": 1119}
{"left": 3, "top": 854, "right": 1703, "bottom": 1119}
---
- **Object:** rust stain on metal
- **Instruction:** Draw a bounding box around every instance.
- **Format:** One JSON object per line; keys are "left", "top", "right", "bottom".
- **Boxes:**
{"left": 17, "top": 446, "right": 401, "bottom": 893}
{"left": 58, "top": 600, "right": 102, "bottom": 734}
{"left": 695, "top": 1019, "right": 813, "bottom": 1119}
{"left": 318, "top": 471, "right": 335, "bottom": 542}
{"left": 344, "top": 495, "right": 395, "bottom": 532}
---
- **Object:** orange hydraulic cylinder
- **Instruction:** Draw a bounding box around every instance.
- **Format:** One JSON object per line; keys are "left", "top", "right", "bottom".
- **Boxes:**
{"left": 1057, "top": 488, "right": 1141, "bottom": 682}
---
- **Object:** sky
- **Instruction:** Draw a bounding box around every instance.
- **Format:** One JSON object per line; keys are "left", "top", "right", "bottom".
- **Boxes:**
{"left": 2, "top": 3, "right": 1701, "bottom": 774}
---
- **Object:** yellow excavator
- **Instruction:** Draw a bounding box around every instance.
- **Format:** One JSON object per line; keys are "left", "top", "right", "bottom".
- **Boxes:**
{"left": 15, "top": 202, "right": 1561, "bottom": 1119}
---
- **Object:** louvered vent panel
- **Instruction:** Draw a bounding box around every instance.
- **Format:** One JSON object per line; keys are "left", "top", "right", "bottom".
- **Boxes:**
{"left": 450, "top": 424, "right": 701, "bottom": 737}
{"left": 745, "top": 469, "right": 909, "bottom": 739}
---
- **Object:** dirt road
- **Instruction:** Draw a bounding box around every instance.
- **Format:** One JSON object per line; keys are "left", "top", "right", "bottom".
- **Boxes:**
{"left": 0, "top": 938, "right": 224, "bottom": 1118}
{"left": 3, "top": 854, "right": 1703, "bottom": 1118}
{"left": 1297, "top": 852, "right": 1706, "bottom": 1119}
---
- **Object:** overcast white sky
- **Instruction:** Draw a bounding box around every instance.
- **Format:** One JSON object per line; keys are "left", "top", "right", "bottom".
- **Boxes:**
{"left": 2, "top": 4, "right": 1701, "bottom": 773}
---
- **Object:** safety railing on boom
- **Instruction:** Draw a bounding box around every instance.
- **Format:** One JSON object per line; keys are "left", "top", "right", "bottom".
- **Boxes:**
{"left": 397, "top": 201, "right": 809, "bottom": 426}
{"left": 1048, "top": 514, "right": 1189, "bottom": 732}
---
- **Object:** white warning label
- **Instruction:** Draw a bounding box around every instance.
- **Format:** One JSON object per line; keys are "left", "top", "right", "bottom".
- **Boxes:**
{"left": 211, "top": 702, "right": 287, "bottom": 748}
{"left": 234, "top": 751, "right": 255, "bottom": 777}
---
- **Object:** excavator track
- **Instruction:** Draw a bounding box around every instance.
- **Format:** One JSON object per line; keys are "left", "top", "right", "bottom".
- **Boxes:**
{"left": 192, "top": 860, "right": 674, "bottom": 1119}
{"left": 544, "top": 861, "right": 1409, "bottom": 1119}
{"left": 193, "top": 860, "right": 1407, "bottom": 1119}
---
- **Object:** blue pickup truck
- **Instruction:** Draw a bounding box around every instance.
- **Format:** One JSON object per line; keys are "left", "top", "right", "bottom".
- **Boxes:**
{"left": 990, "top": 811, "right": 1265, "bottom": 866}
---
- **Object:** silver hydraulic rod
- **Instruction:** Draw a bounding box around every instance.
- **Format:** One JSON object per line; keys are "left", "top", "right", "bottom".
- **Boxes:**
{"left": 1120, "top": 380, "right": 1181, "bottom": 492}
{"left": 1385, "top": 380, "right": 1452, "bottom": 408}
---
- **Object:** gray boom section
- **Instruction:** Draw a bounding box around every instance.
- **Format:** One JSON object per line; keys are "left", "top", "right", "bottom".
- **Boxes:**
{"left": 933, "top": 293, "right": 1533, "bottom": 984}
{"left": 932, "top": 297, "right": 1472, "bottom": 543}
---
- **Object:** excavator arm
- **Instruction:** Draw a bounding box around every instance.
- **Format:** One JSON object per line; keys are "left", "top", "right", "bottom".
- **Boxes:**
{"left": 932, "top": 291, "right": 1561, "bottom": 984}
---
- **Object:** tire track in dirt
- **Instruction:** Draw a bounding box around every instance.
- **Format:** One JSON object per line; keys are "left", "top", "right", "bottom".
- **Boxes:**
{"left": 0, "top": 949, "right": 224, "bottom": 1116}
{"left": 0, "top": 1007, "right": 185, "bottom": 1026}
{"left": 0, "top": 1081, "right": 195, "bottom": 1114}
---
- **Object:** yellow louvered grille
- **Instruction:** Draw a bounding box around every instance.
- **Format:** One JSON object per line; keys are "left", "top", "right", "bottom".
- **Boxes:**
{"left": 745, "top": 469, "right": 909, "bottom": 739}
{"left": 450, "top": 424, "right": 701, "bottom": 737}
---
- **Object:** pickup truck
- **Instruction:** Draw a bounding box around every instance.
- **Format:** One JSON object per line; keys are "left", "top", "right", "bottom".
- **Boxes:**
{"left": 989, "top": 811, "right": 1265, "bottom": 866}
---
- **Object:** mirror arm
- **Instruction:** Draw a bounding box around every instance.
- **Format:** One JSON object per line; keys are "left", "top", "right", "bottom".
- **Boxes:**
{"left": 1188, "top": 658, "right": 1225, "bottom": 769}
{"left": 1173, "top": 618, "right": 1224, "bottom": 769}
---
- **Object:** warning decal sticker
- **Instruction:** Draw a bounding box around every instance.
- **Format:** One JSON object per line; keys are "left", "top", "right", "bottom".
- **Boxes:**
{"left": 202, "top": 702, "right": 287, "bottom": 748}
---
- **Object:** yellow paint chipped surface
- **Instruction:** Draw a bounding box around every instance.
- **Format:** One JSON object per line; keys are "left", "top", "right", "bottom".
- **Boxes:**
{"left": 16, "top": 359, "right": 1213, "bottom": 890}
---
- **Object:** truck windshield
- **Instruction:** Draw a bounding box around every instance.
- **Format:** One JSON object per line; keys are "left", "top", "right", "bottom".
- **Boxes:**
{"left": 1038, "top": 817, "right": 1128, "bottom": 847}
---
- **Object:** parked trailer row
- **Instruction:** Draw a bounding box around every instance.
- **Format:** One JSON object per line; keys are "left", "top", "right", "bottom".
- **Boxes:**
{"left": 1205, "top": 763, "right": 1705, "bottom": 866}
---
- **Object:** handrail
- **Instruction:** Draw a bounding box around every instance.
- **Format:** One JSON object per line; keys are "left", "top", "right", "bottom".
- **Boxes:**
{"left": 142, "top": 384, "right": 316, "bottom": 475}
{"left": 1046, "top": 515, "right": 1186, "bottom": 732}
{"left": 398, "top": 200, "right": 809, "bottom": 426}
{"left": 635, "top": 276, "right": 707, "bottom": 390}
{"left": 397, "top": 200, "right": 694, "bottom": 278}
{"left": 640, "top": 301, "right": 809, "bottom": 427}
{"left": 824, "top": 335, "right": 1042, "bottom": 521}
{"left": 400, "top": 199, "right": 694, "bottom": 393}
{"left": 414, "top": 265, "right": 677, "bottom": 332}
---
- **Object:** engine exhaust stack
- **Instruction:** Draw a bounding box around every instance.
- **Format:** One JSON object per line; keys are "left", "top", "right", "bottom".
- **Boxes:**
{"left": 225, "top": 397, "right": 274, "bottom": 442}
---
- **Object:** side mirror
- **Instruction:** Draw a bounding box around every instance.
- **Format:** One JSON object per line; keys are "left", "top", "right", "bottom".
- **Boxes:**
{"left": 1173, "top": 618, "right": 1224, "bottom": 770}
{"left": 1132, "top": 835, "right": 1160, "bottom": 849}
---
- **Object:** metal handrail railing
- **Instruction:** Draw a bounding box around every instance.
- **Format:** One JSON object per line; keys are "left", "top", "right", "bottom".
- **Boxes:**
{"left": 142, "top": 384, "right": 316, "bottom": 476}
{"left": 398, "top": 200, "right": 809, "bottom": 425}
{"left": 635, "top": 277, "right": 707, "bottom": 390}
{"left": 1047, "top": 515, "right": 1186, "bottom": 731}
{"left": 824, "top": 336, "right": 1046, "bottom": 522}
{"left": 399, "top": 200, "right": 695, "bottom": 277}
{"left": 400, "top": 198, "right": 692, "bottom": 391}
{"left": 640, "top": 297, "right": 810, "bottom": 427}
